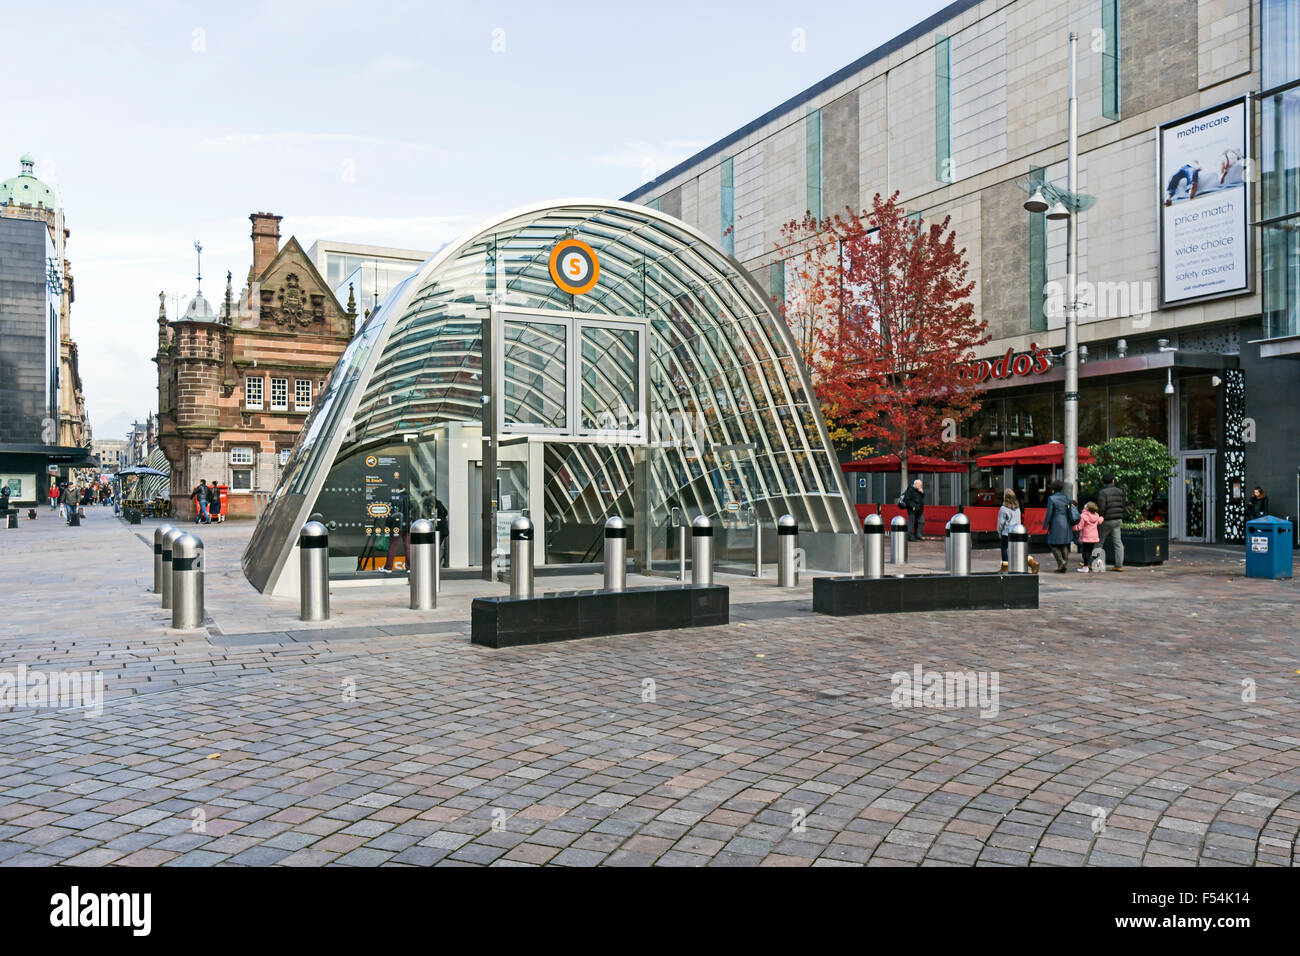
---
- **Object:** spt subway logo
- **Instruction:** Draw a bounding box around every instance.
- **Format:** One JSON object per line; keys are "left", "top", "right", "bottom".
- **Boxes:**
{"left": 548, "top": 239, "right": 599, "bottom": 295}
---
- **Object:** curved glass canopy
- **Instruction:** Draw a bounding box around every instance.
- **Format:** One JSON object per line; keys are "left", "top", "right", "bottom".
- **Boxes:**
{"left": 244, "top": 200, "right": 858, "bottom": 595}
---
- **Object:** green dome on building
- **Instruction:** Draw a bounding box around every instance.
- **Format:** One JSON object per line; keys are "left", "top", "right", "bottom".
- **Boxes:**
{"left": 0, "top": 154, "right": 56, "bottom": 209}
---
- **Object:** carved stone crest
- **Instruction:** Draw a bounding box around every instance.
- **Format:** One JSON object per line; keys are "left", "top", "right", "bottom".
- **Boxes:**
{"left": 276, "top": 273, "right": 311, "bottom": 327}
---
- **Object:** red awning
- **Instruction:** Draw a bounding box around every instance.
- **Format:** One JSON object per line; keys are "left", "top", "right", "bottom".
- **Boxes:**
{"left": 842, "top": 454, "right": 968, "bottom": 474}
{"left": 975, "top": 442, "right": 1094, "bottom": 468}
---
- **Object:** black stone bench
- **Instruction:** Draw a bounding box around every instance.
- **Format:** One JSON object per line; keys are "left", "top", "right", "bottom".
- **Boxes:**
{"left": 471, "top": 584, "right": 728, "bottom": 648}
{"left": 813, "top": 572, "right": 1038, "bottom": 616}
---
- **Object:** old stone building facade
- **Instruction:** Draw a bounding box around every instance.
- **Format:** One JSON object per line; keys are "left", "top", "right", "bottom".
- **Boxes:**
{"left": 154, "top": 212, "right": 356, "bottom": 519}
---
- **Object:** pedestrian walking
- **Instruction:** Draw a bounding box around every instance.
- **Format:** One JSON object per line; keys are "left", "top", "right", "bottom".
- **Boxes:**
{"left": 207, "top": 480, "right": 221, "bottom": 523}
{"left": 1096, "top": 473, "right": 1127, "bottom": 571}
{"left": 1245, "top": 485, "right": 1270, "bottom": 521}
{"left": 0, "top": 483, "right": 9, "bottom": 519}
{"left": 1073, "top": 501, "right": 1104, "bottom": 572}
{"left": 997, "top": 489, "right": 1020, "bottom": 573}
{"left": 64, "top": 485, "right": 78, "bottom": 523}
{"left": 48, "top": 483, "right": 59, "bottom": 511}
{"left": 191, "top": 479, "right": 212, "bottom": 524}
{"left": 901, "top": 478, "right": 926, "bottom": 541}
{"left": 1043, "top": 480, "right": 1075, "bottom": 573}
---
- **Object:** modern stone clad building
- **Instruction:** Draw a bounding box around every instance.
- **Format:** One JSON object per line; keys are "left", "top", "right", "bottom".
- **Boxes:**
{"left": 0, "top": 153, "right": 93, "bottom": 503}
{"left": 154, "top": 213, "right": 358, "bottom": 519}
{"left": 625, "top": 0, "right": 1300, "bottom": 544}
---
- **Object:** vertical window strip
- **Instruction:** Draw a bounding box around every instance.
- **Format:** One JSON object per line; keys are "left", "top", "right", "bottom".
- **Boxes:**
{"left": 806, "top": 108, "right": 823, "bottom": 219}
{"left": 935, "top": 36, "right": 952, "bottom": 182}
{"left": 1102, "top": 0, "right": 1121, "bottom": 120}
{"left": 1028, "top": 166, "right": 1048, "bottom": 332}
{"left": 769, "top": 260, "right": 786, "bottom": 313}
{"left": 1263, "top": 0, "right": 1300, "bottom": 90}
{"left": 720, "top": 157, "right": 735, "bottom": 256}
{"left": 646, "top": 197, "right": 661, "bottom": 211}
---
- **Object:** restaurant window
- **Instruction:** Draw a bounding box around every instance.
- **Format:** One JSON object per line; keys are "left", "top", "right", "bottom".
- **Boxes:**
{"left": 270, "top": 377, "right": 289, "bottom": 411}
{"left": 245, "top": 375, "right": 263, "bottom": 410}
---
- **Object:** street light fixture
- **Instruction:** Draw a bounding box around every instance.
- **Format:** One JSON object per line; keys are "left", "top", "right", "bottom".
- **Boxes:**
{"left": 1023, "top": 188, "right": 1049, "bottom": 214}
{"left": 1045, "top": 200, "right": 1071, "bottom": 221}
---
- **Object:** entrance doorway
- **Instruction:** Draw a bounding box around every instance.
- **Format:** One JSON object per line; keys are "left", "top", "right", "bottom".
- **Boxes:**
{"left": 1173, "top": 452, "right": 1214, "bottom": 542}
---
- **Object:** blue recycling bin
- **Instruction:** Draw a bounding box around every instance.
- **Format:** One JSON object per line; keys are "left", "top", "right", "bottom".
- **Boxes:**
{"left": 1245, "top": 516, "right": 1293, "bottom": 579}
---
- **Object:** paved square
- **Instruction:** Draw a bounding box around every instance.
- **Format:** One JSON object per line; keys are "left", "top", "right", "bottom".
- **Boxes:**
{"left": 1, "top": 507, "right": 1297, "bottom": 866}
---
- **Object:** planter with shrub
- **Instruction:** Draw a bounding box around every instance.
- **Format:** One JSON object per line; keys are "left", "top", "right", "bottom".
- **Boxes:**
{"left": 1080, "top": 437, "right": 1177, "bottom": 567}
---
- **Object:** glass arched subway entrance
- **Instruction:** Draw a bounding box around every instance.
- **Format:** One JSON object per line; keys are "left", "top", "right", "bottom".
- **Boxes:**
{"left": 242, "top": 200, "right": 859, "bottom": 597}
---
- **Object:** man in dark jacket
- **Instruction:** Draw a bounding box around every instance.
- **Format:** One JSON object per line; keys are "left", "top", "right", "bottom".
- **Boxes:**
{"left": 191, "top": 480, "right": 211, "bottom": 524}
{"left": 902, "top": 479, "right": 926, "bottom": 541}
{"left": 1096, "top": 474, "right": 1127, "bottom": 571}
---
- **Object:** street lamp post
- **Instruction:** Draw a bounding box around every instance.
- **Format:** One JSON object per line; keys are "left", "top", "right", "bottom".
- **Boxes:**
{"left": 1063, "top": 31, "right": 1079, "bottom": 500}
{"left": 1024, "top": 33, "right": 1081, "bottom": 499}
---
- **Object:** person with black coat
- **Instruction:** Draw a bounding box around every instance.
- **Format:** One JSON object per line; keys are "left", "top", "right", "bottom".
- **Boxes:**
{"left": 901, "top": 479, "right": 926, "bottom": 541}
{"left": 1245, "top": 486, "right": 1270, "bottom": 521}
{"left": 1096, "top": 474, "right": 1127, "bottom": 571}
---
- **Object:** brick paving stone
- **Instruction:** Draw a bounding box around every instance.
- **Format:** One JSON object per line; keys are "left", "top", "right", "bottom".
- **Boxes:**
{"left": 2, "top": 514, "right": 1297, "bottom": 868}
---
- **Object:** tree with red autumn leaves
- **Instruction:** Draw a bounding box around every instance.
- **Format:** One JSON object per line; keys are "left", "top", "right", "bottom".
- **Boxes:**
{"left": 778, "top": 192, "right": 989, "bottom": 486}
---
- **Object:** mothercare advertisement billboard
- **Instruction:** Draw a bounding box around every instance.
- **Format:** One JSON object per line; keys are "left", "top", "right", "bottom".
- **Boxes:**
{"left": 1158, "top": 98, "right": 1251, "bottom": 306}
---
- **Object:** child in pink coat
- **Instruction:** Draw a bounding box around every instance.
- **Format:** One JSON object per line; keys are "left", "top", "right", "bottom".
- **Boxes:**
{"left": 1074, "top": 501, "right": 1104, "bottom": 572}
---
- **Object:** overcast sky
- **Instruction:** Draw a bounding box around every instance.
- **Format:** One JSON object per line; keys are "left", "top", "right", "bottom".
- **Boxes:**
{"left": 8, "top": 0, "right": 951, "bottom": 440}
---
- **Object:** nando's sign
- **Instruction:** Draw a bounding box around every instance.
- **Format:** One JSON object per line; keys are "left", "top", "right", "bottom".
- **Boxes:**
{"left": 956, "top": 343, "right": 1052, "bottom": 385}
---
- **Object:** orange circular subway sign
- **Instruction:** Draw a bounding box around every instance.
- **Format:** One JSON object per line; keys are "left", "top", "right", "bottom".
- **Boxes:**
{"left": 548, "top": 239, "right": 599, "bottom": 295}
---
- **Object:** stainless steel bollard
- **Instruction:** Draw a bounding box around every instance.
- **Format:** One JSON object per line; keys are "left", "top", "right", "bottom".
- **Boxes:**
{"left": 161, "top": 527, "right": 185, "bottom": 610}
{"left": 678, "top": 522, "right": 687, "bottom": 582}
{"left": 945, "top": 519, "right": 953, "bottom": 571}
{"left": 153, "top": 523, "right": 175, "bottom": 593}
{"left": 604, "top": 516, "right": 627, "bottom": 591}
{"left": 1008, "top": 523, "right": 1029, "bottom": 574}
{"left": 950, "top": 512, "right": 971, "bottom": 576}
{"left": 300, "top": 521, "right": 330, "bottom": 621}
{"left": 691, "top": 515, "right": 714, "bottom": 586}
{"left": 510, "top": 516, "right": 534, "bottom": 598}
{"left": 171, "top": 533, "right": 204, "bottom": 629}
{"left": 862, "top": 513, "right": 885, "bottom": 579}
{"left": 890, "top": 516, "right": 908, "bottom": 564}
{"left": 408, "top": 518, "right": 436, "bottom": 610}
{"left": 777, "top": 514, "right": 798, "bottom": 588}
{"left": 434, "top": 530, "right": 442, "bottom": 594}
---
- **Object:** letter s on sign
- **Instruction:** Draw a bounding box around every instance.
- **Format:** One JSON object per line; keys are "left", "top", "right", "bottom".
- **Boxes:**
{"left": 1031, "top": 347, "right": 1051, "bottom": 375}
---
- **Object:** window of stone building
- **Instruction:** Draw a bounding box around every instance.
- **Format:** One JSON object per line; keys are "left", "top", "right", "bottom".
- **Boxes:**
{"left": 245, "top": 375, "right": 263, "bottom": 410}
{"left": 294, "top": 379, "right": 312, "bottom": 410}
{"left": 231, "top": 468, "right": 252, "bottom": 490}
{"left": 230, "top": 446, "right": 254, "bottom": 466}
{"left": 270, "top": 377, "right": 288, "bottom": 411}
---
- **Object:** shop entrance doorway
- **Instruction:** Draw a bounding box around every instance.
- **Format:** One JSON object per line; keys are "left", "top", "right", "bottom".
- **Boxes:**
{"left": 1173, "top": 452, "right": 1214, "bottom": 542}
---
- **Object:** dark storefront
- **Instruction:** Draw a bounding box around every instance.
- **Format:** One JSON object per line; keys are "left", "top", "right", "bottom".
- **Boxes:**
{"left": 964, "top": 336, "right": 1259, "bottom": 544}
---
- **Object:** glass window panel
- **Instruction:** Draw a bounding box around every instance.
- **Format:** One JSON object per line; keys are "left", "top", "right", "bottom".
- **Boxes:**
{"left": 580, "top": 325, "right": 639, "bottom": 432}
{"left": 1261, "top": 88, "right": 1300, "bottom": 222}
{"left": 1179, "top": 375, "right": 1219, "bottom": 449}
{"left": 502, "top": 319, "right": 567, "bottom": 430}
{"left": 1263, "top": 0, "right": 1300, "bottom": 89}
{"left": 1108, "top": 379, "right": 1168, "bottom": 444}
{"left": 1262, "top": 220, "right": 1300, "bottom": 339}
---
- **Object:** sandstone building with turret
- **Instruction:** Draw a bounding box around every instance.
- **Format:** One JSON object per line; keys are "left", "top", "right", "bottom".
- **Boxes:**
{"left": 154, "top": 212, "right": 356, "bottom": 519}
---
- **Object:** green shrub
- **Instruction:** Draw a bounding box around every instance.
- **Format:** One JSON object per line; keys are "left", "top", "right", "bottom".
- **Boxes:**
{"left": 1079, "top": 437, "right": 1176, "bottom": 525}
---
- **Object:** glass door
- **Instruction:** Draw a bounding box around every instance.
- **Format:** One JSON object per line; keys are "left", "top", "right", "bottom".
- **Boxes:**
{"left": 1174, "top": 452, "right": 1214, "bottom": 541}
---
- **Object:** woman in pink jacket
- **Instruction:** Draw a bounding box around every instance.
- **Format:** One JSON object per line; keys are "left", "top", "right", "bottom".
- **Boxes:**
{"left": 1073, "top": 501, "right": 1104, "bottom": 572}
